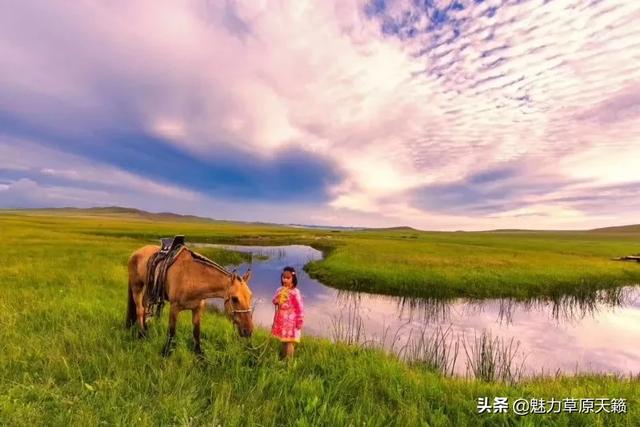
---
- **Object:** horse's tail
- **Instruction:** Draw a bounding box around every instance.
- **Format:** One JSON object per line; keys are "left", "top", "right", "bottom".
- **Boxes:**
{"left": 126, "top": 283, "right": 137, "bottom": 328}
{"left": 126, "top": 251, "right": 140, "bottom": 328}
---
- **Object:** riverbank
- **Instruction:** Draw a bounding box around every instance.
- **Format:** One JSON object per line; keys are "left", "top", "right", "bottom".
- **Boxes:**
{"left": 0, "top": 211, "right": 638, "bottom": 425}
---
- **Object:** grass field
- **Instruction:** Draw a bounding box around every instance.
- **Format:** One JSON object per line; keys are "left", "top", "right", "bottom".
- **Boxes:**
{"left": 0, "top": 210, "right": 639, "bottom": 425}
{"left": 304, "top": 229, "right": 640, "bottom": 299}
{"left": 3, "top": 209, "right": 640, "bottom": 299}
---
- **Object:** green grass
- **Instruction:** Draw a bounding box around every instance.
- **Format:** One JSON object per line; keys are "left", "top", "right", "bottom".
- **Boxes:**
{"left": 4, "top": 209, "right": 639, "bottom": 299}
{"left": 0, "top": 212, "right": 638, "bottom": 425}
{"left": 304, "top": 231, "right": 640, "bottom": 299}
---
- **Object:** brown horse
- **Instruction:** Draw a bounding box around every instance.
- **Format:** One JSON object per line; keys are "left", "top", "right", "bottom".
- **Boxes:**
{"left": 126, "top": 244, "right": 254, "bottom": 356}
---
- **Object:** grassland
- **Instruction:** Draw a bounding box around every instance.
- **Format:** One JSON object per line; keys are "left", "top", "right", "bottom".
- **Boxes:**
{"left": 0, "top": 210, "right": 638, "bottom": 425}
{"left": 304, "top": 229, "right": 640, "bottom": 299}
{"left": 3, "top": 209, "right": 640, "bottom": 299}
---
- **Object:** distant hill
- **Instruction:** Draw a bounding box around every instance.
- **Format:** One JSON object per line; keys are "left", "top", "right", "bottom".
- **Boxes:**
{"left": 488, "top": 225, "right": 640, "bottom": 233}
{"left": 486, "top": 229, "right": 547, "bottom": 232}
{"left": 5, "top": 206, "right": 295, "bottom": 228}
{"left": 288, "top": 224, "right": 363, "bottom": 231}
{"left": 22, "top": 206, "right": 215, "bottom": 222}
{"left": 589, "top": 224, "right": 640, "bottom": 233}
{"left": 23, "top": 206, "right": 145, "bottom": 215}
{"left": 368, "top": 226, "right": 420, "bottom": 232}
{"left": 3, "top": 206, "right": 371, "bottom": 230}
{"left": 5, "top": 207, "right": 640, "bottom": 233}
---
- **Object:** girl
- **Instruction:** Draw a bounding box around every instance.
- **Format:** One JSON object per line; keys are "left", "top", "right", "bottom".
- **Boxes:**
{"left": 271, "top": 266, "right": 304, "bottom": 359}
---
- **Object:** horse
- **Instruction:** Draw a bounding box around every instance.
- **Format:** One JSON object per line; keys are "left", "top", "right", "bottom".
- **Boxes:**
{"left": 126, "top": 244, "right": 254, "bottom": 356}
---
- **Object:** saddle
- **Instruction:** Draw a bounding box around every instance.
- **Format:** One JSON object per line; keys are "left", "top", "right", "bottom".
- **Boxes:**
{"left": 160, "top": 235, "right": 185, "bottom": 255}
{"left": 145, "top": 235, "right": 186, "bottom": 317}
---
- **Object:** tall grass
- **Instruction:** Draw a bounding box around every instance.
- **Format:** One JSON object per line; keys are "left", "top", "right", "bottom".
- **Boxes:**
{"left": 462, "top": 331, "right": 527, "bottom": 384}
{"left": 328, "top": 304, "right": 528, "bottom": 382}
{"left": 330, "top": 296, "right": 366, "bottom": 346}
{"left": 403, "top": 326, "right": 460, "bottom": 377}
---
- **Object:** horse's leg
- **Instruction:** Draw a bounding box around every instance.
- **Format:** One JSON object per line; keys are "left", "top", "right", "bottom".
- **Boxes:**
{"left": 134, "top": 289, "right": 147, "bottom": 338}
{"left": 162, "top": 303, "right": 180, "bottom": 357}
{"left": 192, "top": 300, "right": 205, "bottom": 356}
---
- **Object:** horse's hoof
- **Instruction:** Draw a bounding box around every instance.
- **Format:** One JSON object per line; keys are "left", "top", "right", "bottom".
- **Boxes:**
{"left": 138, "top": 331, "right": 147, "bottom": 339}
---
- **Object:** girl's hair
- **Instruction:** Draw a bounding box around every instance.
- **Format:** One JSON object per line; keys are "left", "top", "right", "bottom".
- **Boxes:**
{"left": 281, "top": 266, "right": 298, "bottom": 287}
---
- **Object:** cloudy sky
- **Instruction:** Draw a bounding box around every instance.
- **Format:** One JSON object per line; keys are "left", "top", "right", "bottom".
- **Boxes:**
{"left": 1, "top": 0, "right": 639, "bottom": 230}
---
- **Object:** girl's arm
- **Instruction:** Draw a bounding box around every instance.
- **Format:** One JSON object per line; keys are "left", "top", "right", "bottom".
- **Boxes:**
{"left": 272, "top": 288, "right": 281, "bottom": 305}
{"left": 291, "top": 289, "right": 304, "bottom": 329}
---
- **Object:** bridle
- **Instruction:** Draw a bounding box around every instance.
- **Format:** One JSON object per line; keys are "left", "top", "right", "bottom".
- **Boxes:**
{"left": 225, "top": 298, "right": 253, "bottom": 315}
{"left": 224, "top": 281, "right": 253, "bottom": 315}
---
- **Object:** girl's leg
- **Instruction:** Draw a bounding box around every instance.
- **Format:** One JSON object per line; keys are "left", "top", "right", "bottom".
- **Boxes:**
{"left": 279, "top": 342, "right": 295, "bottom": 359}
{"left": 286, "top": 342, "right": 295, "bottom": 359}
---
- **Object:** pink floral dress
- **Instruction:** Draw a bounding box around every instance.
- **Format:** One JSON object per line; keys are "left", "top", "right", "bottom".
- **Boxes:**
{"left": 271, "top": 286, "right": 304, "bottom": 343}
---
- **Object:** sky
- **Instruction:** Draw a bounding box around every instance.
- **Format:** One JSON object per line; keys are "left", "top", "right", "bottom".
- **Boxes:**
{"left": 1, "top": 0, "right": 639, "bottom": 230}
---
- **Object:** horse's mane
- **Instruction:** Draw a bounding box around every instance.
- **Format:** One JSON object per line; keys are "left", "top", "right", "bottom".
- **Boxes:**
{"left": 188, "top": 249, "right": 232, "bottom": 277}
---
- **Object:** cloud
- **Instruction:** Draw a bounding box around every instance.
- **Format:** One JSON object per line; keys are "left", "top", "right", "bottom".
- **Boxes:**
{"left": 0, "top": 137, "right": 198, "bottom": 201}
{"left": 0, "top": 178, "right": 115, "bottom": 209}
{"left": 576, "top": 84, "right": 640, "bottom": 125}
{"left": 411, "top": 161, "right": 585, "bottom": 215}
{"left": 0, "top": 137, "right": 343, "bottom": 226}
{"left": 0, "top": 0, "right": 639, "bottom": 229}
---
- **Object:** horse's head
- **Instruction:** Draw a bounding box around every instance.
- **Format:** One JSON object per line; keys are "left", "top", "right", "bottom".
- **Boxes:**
{"left": 224, "top": 270, "right": 254, "bottom": 337}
